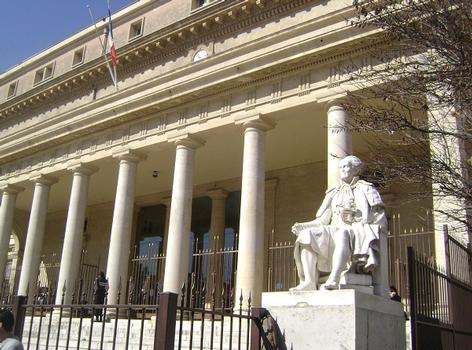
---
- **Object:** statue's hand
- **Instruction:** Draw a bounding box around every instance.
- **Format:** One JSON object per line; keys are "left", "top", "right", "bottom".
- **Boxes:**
{"left": 291, "top": 223, "right": 303, "bottom": 235}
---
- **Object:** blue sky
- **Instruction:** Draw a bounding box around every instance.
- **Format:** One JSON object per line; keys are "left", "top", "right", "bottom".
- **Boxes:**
{"left": 0, "top": 0, "right": 136, "bottom": 74}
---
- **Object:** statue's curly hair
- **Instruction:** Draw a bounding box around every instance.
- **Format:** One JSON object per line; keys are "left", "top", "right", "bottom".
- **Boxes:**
{"left": 341, "top": 155, "right": 364, "bottom": 175}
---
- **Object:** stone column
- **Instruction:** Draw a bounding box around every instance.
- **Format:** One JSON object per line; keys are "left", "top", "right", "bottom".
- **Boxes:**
{"left": 161, "top": 197, "right": 172, "bottom": 255}
{"left": 163, "top": 135, "right": 204, "bottom": 294}
{"left": 55, "top": 163, "right": 97, "bottom": 304}
{"left": 427, "top": 98, "right": 470, "bottom": 266}
{"left": 264, "top": 178, "right": 278, "bottom": 291}
{"left": 207, "top": 189, "right": 228, "bottom": 251}
{"left": 327, "top": 101, "right": 352, "bottom": 189}
{"left": 0, "top": 185, "right": 24, "bottom": 283}
{"left": 18, "top": 175, "right": 57, "bottom": 300}
{"left": 206, "top": 189, "right": 228, "bottom": 290}
{"left": 106, "top": 150, "right": 146, "bottom": 305}
{"left": 235, "top": 114, "right": 275, "bottom": 306}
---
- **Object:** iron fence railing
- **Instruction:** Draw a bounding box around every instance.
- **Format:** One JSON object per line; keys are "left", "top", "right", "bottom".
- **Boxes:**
{"left": 408, "top": 245, "right": 472, "bottom": 350}
{"left": 10, "top": 281, "right": 277, "bottom": 350}
{"left": 444, "top": 226, "right": 472, "bottom": 287}
{"left": 267, "top": 241, "right": 297, "bottom": 292}
{"left": 129, "top": 236, "right": 239, "bottom": 307}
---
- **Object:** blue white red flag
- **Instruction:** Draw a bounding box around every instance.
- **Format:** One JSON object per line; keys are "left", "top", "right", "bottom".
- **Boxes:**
{"left": 105, "top": 9, "right": 117, "bottom": 67}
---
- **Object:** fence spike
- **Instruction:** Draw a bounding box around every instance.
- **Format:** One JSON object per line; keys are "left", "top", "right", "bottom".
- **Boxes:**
{"left": 114, "top": 276, "right": 122, "bottom": 303}
{"left": 61, "top": 281, "right": 67, "bottom": 304}
{"left": 211, "top": 272, "right": 216, "bottom": 308}
{"left": 229, "top": 287, "right": 234, "bottom": 309}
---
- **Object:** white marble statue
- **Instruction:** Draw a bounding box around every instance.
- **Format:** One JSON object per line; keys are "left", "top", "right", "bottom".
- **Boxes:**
{"left": 290, "top": 155, "right": 387, "bottom": 292}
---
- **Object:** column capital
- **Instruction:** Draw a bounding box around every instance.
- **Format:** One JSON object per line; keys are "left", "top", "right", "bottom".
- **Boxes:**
{"left": 166, "top": 131, "right": 205, "bottom": 149}
{"left": 325, "top": 98, "right": 350, "bottom": 113}
{"left": 207, "top": 188, "right": 228, "bottom": 200}
{"left": 234, "top": 113, "right": 275, "bottom": 131}
{"left": 161, "top": 196, "right": 172, "bottom": 207}
{"left": 112, "top": 148, "right": 147, "bottom": 163}
{"left": 0, "top": 183, "right": 24, "bottom": 194}
{"left": 29, "top": 174, "right": 58, "bottom": 186}
{"left": 66, "top": 162, "right": 99, "bottom": 175}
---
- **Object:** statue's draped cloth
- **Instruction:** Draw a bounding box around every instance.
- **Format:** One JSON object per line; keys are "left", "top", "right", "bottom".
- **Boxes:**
{"left": 294, "top": 178, "right": 387, "bottom": 280}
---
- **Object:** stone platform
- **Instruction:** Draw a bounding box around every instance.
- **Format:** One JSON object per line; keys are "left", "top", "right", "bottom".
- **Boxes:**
{"left": 262, "top": 290, "right": 406, "bottom": 350}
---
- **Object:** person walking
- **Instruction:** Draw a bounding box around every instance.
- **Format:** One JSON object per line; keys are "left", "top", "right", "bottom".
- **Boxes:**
{"left": 93, "top": 271, "right": 109, "bottom": 321}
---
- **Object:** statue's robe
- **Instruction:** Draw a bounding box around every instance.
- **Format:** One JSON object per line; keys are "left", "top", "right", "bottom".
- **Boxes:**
{"left": 294, "top": 177, "right": 387, "bottom": 281}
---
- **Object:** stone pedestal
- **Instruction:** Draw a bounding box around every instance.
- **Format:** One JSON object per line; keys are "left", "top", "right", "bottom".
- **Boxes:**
{"left": 262, "top": 290, "right": 406, "bottom": 350}
{"left": 339, "top": 273, "right": 374, "bottom": 295}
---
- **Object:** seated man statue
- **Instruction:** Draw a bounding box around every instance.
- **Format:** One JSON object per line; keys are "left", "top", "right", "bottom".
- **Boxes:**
{"left": 290, "top": 155, "right": 387, "bottom": 292}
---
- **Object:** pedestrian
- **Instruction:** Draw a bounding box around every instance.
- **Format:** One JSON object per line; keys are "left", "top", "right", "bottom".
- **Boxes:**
{"left": 93, "top": 271, "right": 109, "bottom": 321}
{"left": 0, "top": 308, "right": 24, "bottom": 350}
{"left": 389, "top": 285, "right": 401, "bottom": 302}
{"left": 390, "top": 285, "right": 408, "bottom": 320}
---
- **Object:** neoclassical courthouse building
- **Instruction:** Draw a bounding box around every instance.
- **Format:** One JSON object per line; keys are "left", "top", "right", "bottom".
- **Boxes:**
{"left": 0, "top": 0, "right": 463, "bottom": 307}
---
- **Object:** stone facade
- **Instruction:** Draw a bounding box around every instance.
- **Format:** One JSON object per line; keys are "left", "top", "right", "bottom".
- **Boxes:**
{"left": 0, "top": 0, "right": 454, "bottom": 307}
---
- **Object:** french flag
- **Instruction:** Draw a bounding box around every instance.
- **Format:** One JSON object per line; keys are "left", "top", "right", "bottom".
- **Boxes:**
{"left": 105, "top": 9, "right": 117, "bottom": 66}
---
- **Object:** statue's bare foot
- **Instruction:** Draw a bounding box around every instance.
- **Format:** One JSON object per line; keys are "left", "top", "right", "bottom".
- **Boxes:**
{"left": 289, "top": 281, "right": 317, "bottom": 291}
{"left": 321, "top": 280, "right": 339, "bottom": 290}
{"left": 364, "top": 255, "right": 378, "bottom": 273}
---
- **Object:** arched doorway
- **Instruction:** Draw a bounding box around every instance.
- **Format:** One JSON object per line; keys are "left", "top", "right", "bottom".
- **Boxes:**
{"left": 1, "top": 232, "right": 20, "bottom": 303}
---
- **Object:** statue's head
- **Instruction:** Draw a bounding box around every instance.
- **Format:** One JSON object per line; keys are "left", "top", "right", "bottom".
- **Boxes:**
{"left": 339, "top": 155, "right": 363, "bottom": 182}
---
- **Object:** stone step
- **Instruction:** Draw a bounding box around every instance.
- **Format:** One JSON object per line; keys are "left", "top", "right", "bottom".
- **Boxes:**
{"left": 21, "top": 316, "right": 251, "bottom": 350}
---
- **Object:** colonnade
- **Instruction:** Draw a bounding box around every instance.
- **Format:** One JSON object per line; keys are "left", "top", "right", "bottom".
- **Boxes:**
{"left": 0, "top": 102, "right": 352, "bottom": 306}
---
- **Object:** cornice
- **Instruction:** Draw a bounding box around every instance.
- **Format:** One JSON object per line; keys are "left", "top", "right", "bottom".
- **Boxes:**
{"left": 0, "top": 0, "right": 318, "bottom": 120}
{"left": 0, "top": 34, "right": 389, "bottom": 170}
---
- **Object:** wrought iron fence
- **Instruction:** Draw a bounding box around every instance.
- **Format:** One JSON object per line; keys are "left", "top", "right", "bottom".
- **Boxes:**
{"left": 387, "top": 212, "right": 435, "bottom": 309}
{"left": 0, "top": 279, "right": 15, "bottom": 305}
{"left": 129, "top": 242, "right": 165, "bottom": 305}
{"left": 444, "top": 227, "right": 472, "bottom": 287}
{"left": 408, "top": 246, "right": 472, "bottom": 350}
{"left": 129, "top": 236, "right": 239, "bottom": 307}
{"left": 267, "top": 241, "right": 297, "bottom": 292}
{"left": 1, "top": 251, "right": 99, "bottom": 308}
{"left": 10, "top": 280, "right": 277, "bottom": 350}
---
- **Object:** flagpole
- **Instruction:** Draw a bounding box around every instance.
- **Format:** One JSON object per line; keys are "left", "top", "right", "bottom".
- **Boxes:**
{"left": 106, "top": 0, "right": 118, "bottom": 91}
{"left": 86, "top": 4, "right": 117, "bottom": 89}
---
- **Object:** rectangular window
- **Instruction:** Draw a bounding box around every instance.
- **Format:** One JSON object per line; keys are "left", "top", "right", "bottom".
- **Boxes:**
{"left": 34, "top": 63, "right": 55, "bottom": 85}
{"left": 72, "top": 47, "right": 86, "bottom": 67}
{"left": 194, "top": 0, "right": 217, "bottom": 9}
{"left": 128, "top": 18, "right": 144, "bottom": 41}
{"left": 7, "top": 81, "right": 18, "bottom": 99}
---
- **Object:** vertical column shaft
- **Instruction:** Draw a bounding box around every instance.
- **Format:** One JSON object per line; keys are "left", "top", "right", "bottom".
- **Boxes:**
{"left": 161, "top": 197, "right": 172, "bottom": 255}
{"left": 0, "top": 185, "right": 23, "bottom": 283}
{"left": 55, "top": 164, "right": 97, "bottom": 304}
{"left": 208, "top": 189, "right": 228, "bottom": 251}
{"left": 327, "top": 102, "right": 352, "bottom": 189}
{"left": 106, "top": 150, "right": 145, "bottom": 305}
{"left": 207, "top": 189, "right": 228, "bottom": 292}
{"left": 18, "top": 176, "right": 57, "bottom": 299}
{"left": 235, "top": 116, "right": 274, "bottom": 306}
{"left": 163, "top": 136, "right": 204, "bottom": 293}
{"left": 428, "top": 99, "right": 470, "bottom": 265}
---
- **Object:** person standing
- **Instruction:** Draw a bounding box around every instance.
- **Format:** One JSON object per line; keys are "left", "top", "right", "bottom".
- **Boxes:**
{"left": 0, "top": 309, "right": 23, "bottom": 350}
{"left": 93, "top": 271, "right": 109, "bottom": 321}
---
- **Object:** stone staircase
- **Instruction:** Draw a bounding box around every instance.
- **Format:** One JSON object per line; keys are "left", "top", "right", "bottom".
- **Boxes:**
{"left": 21, "top": 315, "right": 250, "bottom": 350}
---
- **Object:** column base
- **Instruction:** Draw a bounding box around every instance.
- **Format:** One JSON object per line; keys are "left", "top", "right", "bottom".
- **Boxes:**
{"left": 262, "top": 290, "right": 406, "bottom": 350}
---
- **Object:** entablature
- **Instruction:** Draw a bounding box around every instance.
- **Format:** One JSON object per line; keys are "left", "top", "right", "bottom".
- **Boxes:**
{"left": 0, "top": 0, "right": 311, "bottom": 116}
{"left": 0, "top": 0, "right": 395, "bottom": 183}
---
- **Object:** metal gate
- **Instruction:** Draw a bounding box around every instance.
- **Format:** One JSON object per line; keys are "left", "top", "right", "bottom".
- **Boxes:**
{"left": 408, "top": 230, "right": 472, "bottom": 350}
